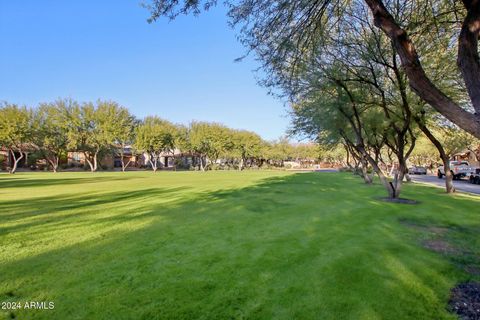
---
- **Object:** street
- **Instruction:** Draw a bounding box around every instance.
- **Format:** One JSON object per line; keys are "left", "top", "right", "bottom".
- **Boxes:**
{"left": 410, "top": 174, "right": 480, "bottom": 195}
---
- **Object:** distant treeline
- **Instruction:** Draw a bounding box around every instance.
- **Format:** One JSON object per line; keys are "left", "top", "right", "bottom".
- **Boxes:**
{"left": 0, "top": 99, "right": 344, "bottom": 174}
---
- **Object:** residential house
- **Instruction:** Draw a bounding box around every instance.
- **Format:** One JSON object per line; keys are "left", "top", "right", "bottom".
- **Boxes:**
{"left": 452, "top": 147, "right": 480, "bottom": 167}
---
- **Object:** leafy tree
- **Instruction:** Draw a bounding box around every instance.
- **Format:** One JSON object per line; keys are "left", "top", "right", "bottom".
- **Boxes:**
{"left": 263, "top": 137, "right": 293, "bottom": 167}
{"left": 135, "top": 116, "right": 176, "bottom": 172}
{"left": 101, "top": 102, "right": 138, "bottom": 172}
{"left": 33, "top": 99, "right": 70, "bottom": 172}
{"left": 146, "top": 0, "right": 480, "bottom": 138}
{"left": 188, "top": 121, "right": 231, "bottom": 170}
{"left": 317, "top": 143, "right": 346, "bottom": 167}
{"left": 409, "top": 136, "right": 438, "bottom": 168}
{"left": 231, "top": 130, "right": 263, "bottom": 170}
{"left": 66, "top": 101, "right": 119, "bottom": 172}
{"left": 0, "top": 104, "right": 33, "bottom": 173}
{"left": 437, "top": 125, "right": 480, "bottom": 159}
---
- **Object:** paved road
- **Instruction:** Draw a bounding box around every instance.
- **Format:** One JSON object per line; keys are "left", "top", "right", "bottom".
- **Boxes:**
{"left": 410, "top": 174, "right": 480, "bottom": 195}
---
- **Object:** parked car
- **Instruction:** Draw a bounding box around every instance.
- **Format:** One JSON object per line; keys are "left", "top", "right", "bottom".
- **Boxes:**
{"left": 468, "top": 168, "right": 480, "bottom": 185}
{"left": 438, "top": 161, "right": 475, "bottom": 180}
{"left": 408, "top": 165, "right": 427, "bottom": 175}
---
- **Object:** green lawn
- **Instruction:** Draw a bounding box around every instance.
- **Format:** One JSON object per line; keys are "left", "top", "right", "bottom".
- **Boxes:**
{"left": 1, "top": 171, "right": 479, "bottom": 319}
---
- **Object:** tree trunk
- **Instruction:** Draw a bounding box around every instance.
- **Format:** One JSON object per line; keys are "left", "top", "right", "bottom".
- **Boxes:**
{"left": 354, "top": 144, "right": 396, "bottom": 197}
{"left": 364, "top": 0, "right": 480, "bottom": 139}
{"left": 47, "top": 156, "right": 59, "bottom": 173}
{"left": 360, "top": 157, "right": 372, "bottom": 184}
{"left": 416, "top": 117, "right": 455, "bottom": 193}
{"left": 371, "top": 159, "right": 396, "bottom": 198}
{"left": 368, "top": 168, "right": 375, "bottom": 183}
{"left": 93, "top": 151, "right": 98, "bottom": 172}
{"left": 120, "top": 150, "right": 133, "bottom": 172}
{"left": 120, "top": 151, "right": 126, "bottom": 172}
{"left": 9, "top": 150, "right": 24, "bottom": 174}
{"left": 83, "top": 151, "right": 95, "bottom": 172}
{"left": 389, "top": 163, "right": 395, "bottom": 177}
{"left": 405, "top": 173, "right": 412, "bottom": 182}
{"left": 391, "top": 163, "right": 407, "bottom": 198}
{"left": 458, "top": 0, "right": 480, "bottom": 115}
{"left": 85, "top": 158, "right": 94, "bottom": 172}
{"left": 149, "top": 153, "right": 159, "bottom": 173}
{"left": 444, "top": 161, "right": 455, "bottom": 193}
{"left": 121, "top": 159, "right": 132, "bottom": 172}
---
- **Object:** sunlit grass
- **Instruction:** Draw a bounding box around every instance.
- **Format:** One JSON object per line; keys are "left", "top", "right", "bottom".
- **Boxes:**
{"left": 0, "top": 171, "right": 478, "bottom": 319}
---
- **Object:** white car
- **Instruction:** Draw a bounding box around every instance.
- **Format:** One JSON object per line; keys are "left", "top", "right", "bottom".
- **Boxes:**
{"left": 438, "top": 161, "right": 475, "bottom": 180}
{"left": 408, "top": 165, "right": 427, "bottom": 175}
{"left": 468, "top": 168, "right": 480, "bottom": 185}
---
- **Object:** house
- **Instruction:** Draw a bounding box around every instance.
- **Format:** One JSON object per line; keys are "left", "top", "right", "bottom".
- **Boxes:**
{"left": 141, "top": 148, "right": 199, "bottom": 169}
{"left": 67, "top": 146, "right": 198, "bottom": 170}
{"left": 452, "top": 147, "right": 480, "bottom": 167}
{"left": 67, "top": 146, "right": 143, "bottom": 169}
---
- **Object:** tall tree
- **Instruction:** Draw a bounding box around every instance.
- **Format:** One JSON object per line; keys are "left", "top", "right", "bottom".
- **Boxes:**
{"left": 66, "top": 101, "right": 116, "bottom": 172}
{"left": 135, "top": 116, "right": 176, "bottom": 172}
{"left": 0, "top": 104, "right": 33, "bottom": 174}
{"left": 33, "top": 100, "right": 70, "bottom": 172}
{"left": 188, "top": 121, "right": 231, "bottom": 171}
{"left": 146, "top": 0, "right": 480, "bottom": 138}
{"left": 99, "top": 101, "right": 138, "bottom": 172}
{"left": 231, "top": 130, "right": 263, "bottom": 170}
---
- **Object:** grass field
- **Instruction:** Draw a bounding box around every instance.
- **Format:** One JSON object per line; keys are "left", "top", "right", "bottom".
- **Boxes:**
{"left": 1, "top": 171, "right": 479, "bottom": 319}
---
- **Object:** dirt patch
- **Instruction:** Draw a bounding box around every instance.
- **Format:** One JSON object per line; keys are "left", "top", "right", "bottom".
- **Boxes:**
{"left": 428, "top": 226, "right": 450, "bottom": 235}
{"left": 378, "top": 197, "right": 418, "bottom": 204}
{"left": 449, "top": 282, "right": 480, "bottom": 320}
{"left": 465, "top": 266, "right": 480, "bottom": 276}
{"left": 399, "top": 219, "right": 450, "bottom": 235}
{"left": 422, "top": 239, "right": 458, "bottom": 254}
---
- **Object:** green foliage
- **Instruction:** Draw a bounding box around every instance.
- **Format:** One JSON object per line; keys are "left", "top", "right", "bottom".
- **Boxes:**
{"left": 2, "top": 98, "right": 347, "bottom": 172}
{"left": 230, "top": 130, "right": 263, "bottom": 159}
{"left": 188, "top": 121, "right": 232, "bottom": 163}
{"left": 264, "top": 137, "right": 293, "bottom": 162}
{"left": 135, "top": 117, "right": 177, "bottom": 171}
{"left": 409, "top": 135, "right": 440, "bottom": 166}
{"left": 135, "top": 116, "right": 176, "bottom": 154}
{"left": 0, "top": 103, "right": 33, "bottom": 150}
{"left": 436, "top": 126, "right": 480, "bottom": 158}
{"left": 32, "top": 99, "right": 71, "bottom": 171}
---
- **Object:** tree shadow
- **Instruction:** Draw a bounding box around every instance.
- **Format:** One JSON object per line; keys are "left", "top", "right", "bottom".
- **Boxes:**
{"left": 0, "top": 175, "right": 143, "bottom": 189}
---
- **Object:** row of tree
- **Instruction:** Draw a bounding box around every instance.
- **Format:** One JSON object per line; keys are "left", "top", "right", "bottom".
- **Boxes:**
{"left": 284, "top": 4, "right": 479, "bottom": 198}
{"left": 146, "top": 0, "right": 480, "bottom": 199}
{"left": 0, "top": 100, "right": 332, "bottom": 174}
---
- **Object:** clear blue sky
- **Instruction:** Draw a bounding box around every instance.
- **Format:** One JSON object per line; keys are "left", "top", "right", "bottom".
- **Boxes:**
{"left": 0, "top": 1, "right": 290, "bottom": 140}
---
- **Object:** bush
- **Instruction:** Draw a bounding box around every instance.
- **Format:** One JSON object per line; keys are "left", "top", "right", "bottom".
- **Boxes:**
{"left": 174, "top": 158, "right": 190, "bottom": 170}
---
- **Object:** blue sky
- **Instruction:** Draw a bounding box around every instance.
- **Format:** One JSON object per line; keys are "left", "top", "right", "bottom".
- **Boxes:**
{"left": 0, "top": 1, "right": 290, "bottom": 140}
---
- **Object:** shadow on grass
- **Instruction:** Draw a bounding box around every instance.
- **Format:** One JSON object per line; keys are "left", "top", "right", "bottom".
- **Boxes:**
{"left": 0, "top": 187, "right": 188, "bottom": 236}
{"left": 0, "top": 175, "right": 144, "bottom": 188}
{"left": 0, "top": 172, "right": 478, "bottom": 319}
